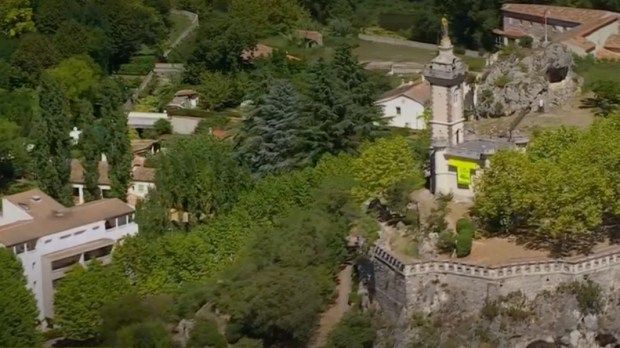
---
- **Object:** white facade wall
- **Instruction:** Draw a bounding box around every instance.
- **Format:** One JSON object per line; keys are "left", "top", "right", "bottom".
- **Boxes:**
{"left": 129, "top": 181, "right": 156, "bottom": 199}
{"left": 1, "top": 200, "right": 138, "bottom": 322}
{"left": 378, "top": 97, "right": 426, "bottom": 130}
{"left": 585, "top": 20, "right": 619, "bottom": 50}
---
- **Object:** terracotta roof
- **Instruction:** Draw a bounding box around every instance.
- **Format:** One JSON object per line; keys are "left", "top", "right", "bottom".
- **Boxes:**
{"left": 0, "top": 189, "right": 134, "bottom": 246}
{"left": 500, "top": 4, "right": 619, "bottom": 50}
{"left": 131, "top": 166, "right": 155, "bottom": 183}
{"left": 376, "top": 81, "right": 431, "bottom": 105}
{"left": 242, "top": 44, "right": 273, "bottom": 60}
{"left": 595, "top": 48, "right": 620, "bottom": 60}
{"left": 70, "top": 159, "right": 110, "bottom": 186}
{"left": 131, "top": 139, "right": 159, "bottom": 154}
{"left": 604, "top": 34, "right": 620, "bottom": 50}
{"left": 566, "top": 36, "right": 596, "bottom": 52}
{"left": 174, "top": 89, "right": 198, "bottom": 97}
{"left": 242, "top": 44, "right": 300, "bottom": 61}
{"left": 212, "top": 128, "right": 228, "bottom": 140}
{"left": 492, "top": 28, "right": 528, "bottom": 38}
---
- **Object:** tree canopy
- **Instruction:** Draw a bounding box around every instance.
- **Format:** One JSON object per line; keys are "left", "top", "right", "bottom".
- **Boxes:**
{"left": 0, "top": 248, "right": 40, "bottom": 347}
{"left": 475, "top": 116, "right": 620, "bottom": 253}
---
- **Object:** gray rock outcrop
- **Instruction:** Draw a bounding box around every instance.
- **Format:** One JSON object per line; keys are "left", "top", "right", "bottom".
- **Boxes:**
{"left": 476, "top": 43, "right": 581, "bottom": 117}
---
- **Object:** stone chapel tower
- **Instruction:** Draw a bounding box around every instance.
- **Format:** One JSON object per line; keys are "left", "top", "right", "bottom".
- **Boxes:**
{"left": 423, "top": 17, "right": 468, "bottom": 195}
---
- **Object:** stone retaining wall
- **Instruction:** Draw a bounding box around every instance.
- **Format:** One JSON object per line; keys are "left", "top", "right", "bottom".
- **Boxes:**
{"left": 373, "top": 245, "right": 620, "bottom": 319}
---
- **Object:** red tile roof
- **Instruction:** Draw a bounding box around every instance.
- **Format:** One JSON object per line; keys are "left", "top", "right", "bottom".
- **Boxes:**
{"left": 595, "top": 47, "right": 620, "bottom": 60}
{"left": 604, "top": 34, "right": 620, "bottom": 50}
{"left": 241, "top": 44, "right": 300, "bottom": 61}
{"left": 492, "top": 28, "right": 528, "bottom": 38}
{"left": 566, "top": 36, "right": 596, "bottom": 52}
{"left": 377, "top": 81, "right": 431, "bottom": 105}
{"left": 499, "top": 4, "right": 619, "bottom": 53}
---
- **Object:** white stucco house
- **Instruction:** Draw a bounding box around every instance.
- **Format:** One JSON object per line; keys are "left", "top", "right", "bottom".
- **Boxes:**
{"left": 0, "top": 189, "right": 138, "bottom": 325}
{"left": 376, "top": 80, "right": 431, "bottom": 130}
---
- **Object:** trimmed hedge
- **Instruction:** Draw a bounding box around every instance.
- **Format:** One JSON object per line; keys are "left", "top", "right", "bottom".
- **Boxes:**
{"left": 455, "top": 218, "right": 475, "bottom": 257}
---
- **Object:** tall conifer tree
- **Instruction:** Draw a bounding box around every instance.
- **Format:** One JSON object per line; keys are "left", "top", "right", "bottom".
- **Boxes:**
{"left": 31, "top": 73, "right": 72, "bottom": 205}
{"left": 102, "top": 104, "right": 132, "bottom": 201}
{"left": 80, "top": 109, "right": 103, "bottom": 202}
{"left": 236, "top": 80, "right": 310, "bottom": 174}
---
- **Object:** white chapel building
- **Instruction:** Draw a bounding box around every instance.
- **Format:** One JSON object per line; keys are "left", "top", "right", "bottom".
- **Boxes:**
{"left": 0, "top": 189, "right": 138, "bottom": 324}
{"left": 424, "top": 20, "right": 528, "bottom": 201}
{"left": 376, "top": 80, "right": 431, "bottom": 130}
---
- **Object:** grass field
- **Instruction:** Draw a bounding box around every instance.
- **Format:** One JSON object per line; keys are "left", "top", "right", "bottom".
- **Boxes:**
{"left": 574, "top": 56, "right": 620, "bottom": 91}
{"left": 259, "top": 35, "right": 486, "bottom": 71}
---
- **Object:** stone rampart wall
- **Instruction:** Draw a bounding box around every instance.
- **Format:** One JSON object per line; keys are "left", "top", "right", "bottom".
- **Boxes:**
{"left": 373, "top": 245, "right": 620, "bottom": 318}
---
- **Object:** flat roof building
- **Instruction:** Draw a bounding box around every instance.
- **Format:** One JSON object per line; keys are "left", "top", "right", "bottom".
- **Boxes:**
{"left": 0, "top": 189, "right": 138, "bottom": 325}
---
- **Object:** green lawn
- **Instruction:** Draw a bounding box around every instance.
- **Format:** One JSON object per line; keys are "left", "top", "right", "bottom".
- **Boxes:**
{"left": 259, "top": 35, "right": 486, "bottom": 71}
{"left": 169, "top": 12, "right": 194, "bottom": 43}
{"left": 575, "top": 56, "right": 620, "bottom": 91}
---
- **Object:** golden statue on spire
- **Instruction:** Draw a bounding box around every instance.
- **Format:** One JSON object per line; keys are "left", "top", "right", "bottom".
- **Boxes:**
{"left": 441, "top": 16, "right": 449, "bottom": 38}
{"left": 440, "top": 16, "right": 451, "bottom": 46}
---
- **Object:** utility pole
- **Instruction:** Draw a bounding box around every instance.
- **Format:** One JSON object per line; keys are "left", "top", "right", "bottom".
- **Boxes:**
{"left": 544, "top": 9, "right": 549, "bottom": 43}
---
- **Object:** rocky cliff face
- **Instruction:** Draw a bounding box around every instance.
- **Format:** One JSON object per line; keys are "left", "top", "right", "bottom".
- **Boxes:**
{"left": 476, "top": 43, "right": 581, "bottom": 117}
{"left": 374, "top": 282, "right": 620, "bottom": 348}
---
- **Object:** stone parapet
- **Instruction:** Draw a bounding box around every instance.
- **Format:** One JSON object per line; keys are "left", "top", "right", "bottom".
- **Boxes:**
{"left": 373, "top": 245, "right": 620, "bottom": 280}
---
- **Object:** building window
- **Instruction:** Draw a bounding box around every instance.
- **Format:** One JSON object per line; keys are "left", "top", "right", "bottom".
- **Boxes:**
{"left": 118, "top": 215, "right": 128, "bottom": 227}
{"left": 60, "top": 234, "right": 71, "bottom": 240}
{"left": 51, "top": 254, "right": 81, "bottom": 271}
{"left": 74, "top": 230, "right": 85, "bottom": 236}
{"left": 14, "top": 244, "right": 25, "bottom": 254}
{"left": 396, "top": 107, "right": 401, "bottom": 115}
{"left": 84, "top": 245, "right": 114, "bottom": 262}
{"left": 45, "top": 239, "right": 52, "bottom": 244}
{"left": 128, "top": 214, "right": 134, "bottom": 223}
{"left": 26, "top": 240, "right": 37, "bottom": 251}
{"left": 92, "top": 226, "right": 100, "bottom": 230}
{"left": 32, "top": 261, "right": 36, "bottom": 269}
{"left": 138, "top": 184, "right": 145, "bottom": 192}
{"left": 105, "top": 218, "right": 117, "bottom": 230}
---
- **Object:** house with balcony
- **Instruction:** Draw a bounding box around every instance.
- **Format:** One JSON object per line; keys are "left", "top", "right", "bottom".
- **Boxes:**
{"left": 0, "top": 189, "right": 138, "bottom": 324}
{"left": 494, "top": 3, "right": 620, "bottom": 59}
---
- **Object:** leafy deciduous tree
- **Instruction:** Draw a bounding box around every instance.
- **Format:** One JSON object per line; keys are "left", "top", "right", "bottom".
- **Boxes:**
{"left": 54, "top": 261, "right": 130, "bottom": 341}
{"left": 156, "top": 134, "right": 251, "bottom": 223}
{"left": 0, "top": 248, "right": 41, "bottom": 347}
{"left": 352, "top": 136, "right": 423, "bottom": 202}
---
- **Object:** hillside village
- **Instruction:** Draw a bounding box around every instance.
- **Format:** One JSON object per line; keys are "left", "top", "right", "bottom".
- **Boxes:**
{"left": 4, "top": 1, "right": 620, "bottom": 348}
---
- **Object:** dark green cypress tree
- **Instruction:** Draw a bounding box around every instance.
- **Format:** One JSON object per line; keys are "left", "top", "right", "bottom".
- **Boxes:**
{"left": 31, "top": 73, "right": 73, "bottom": 205}
{"left": 0, "top": 249, "right": 41, "bottom": 347}
{"left": 102, "top": 103, "right": 132, "bottom": 201}
{"left": 94, "top": 78, "right": 132, "bottom": 201}
{"left": 330, "top": 44, "right": 386, "bottom": 142}
{"left": 80, "top": 109, "right": 103, "bottom": 202}
{"left": 236, "top": 80, "right": 310, "bottom": 174}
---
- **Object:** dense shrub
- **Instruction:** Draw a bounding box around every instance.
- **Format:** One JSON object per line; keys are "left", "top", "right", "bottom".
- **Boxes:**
{"left": 187, "top": 319, "right": 227, "bottom": 348}
{"left": 117, "top": 55, "right": 157, "bottom": 76}
{"left": 455, "top": 218, "right": 475, "bottom": 257}
{"left": 519, "top": 36, "right": 533, "bottom": 48}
